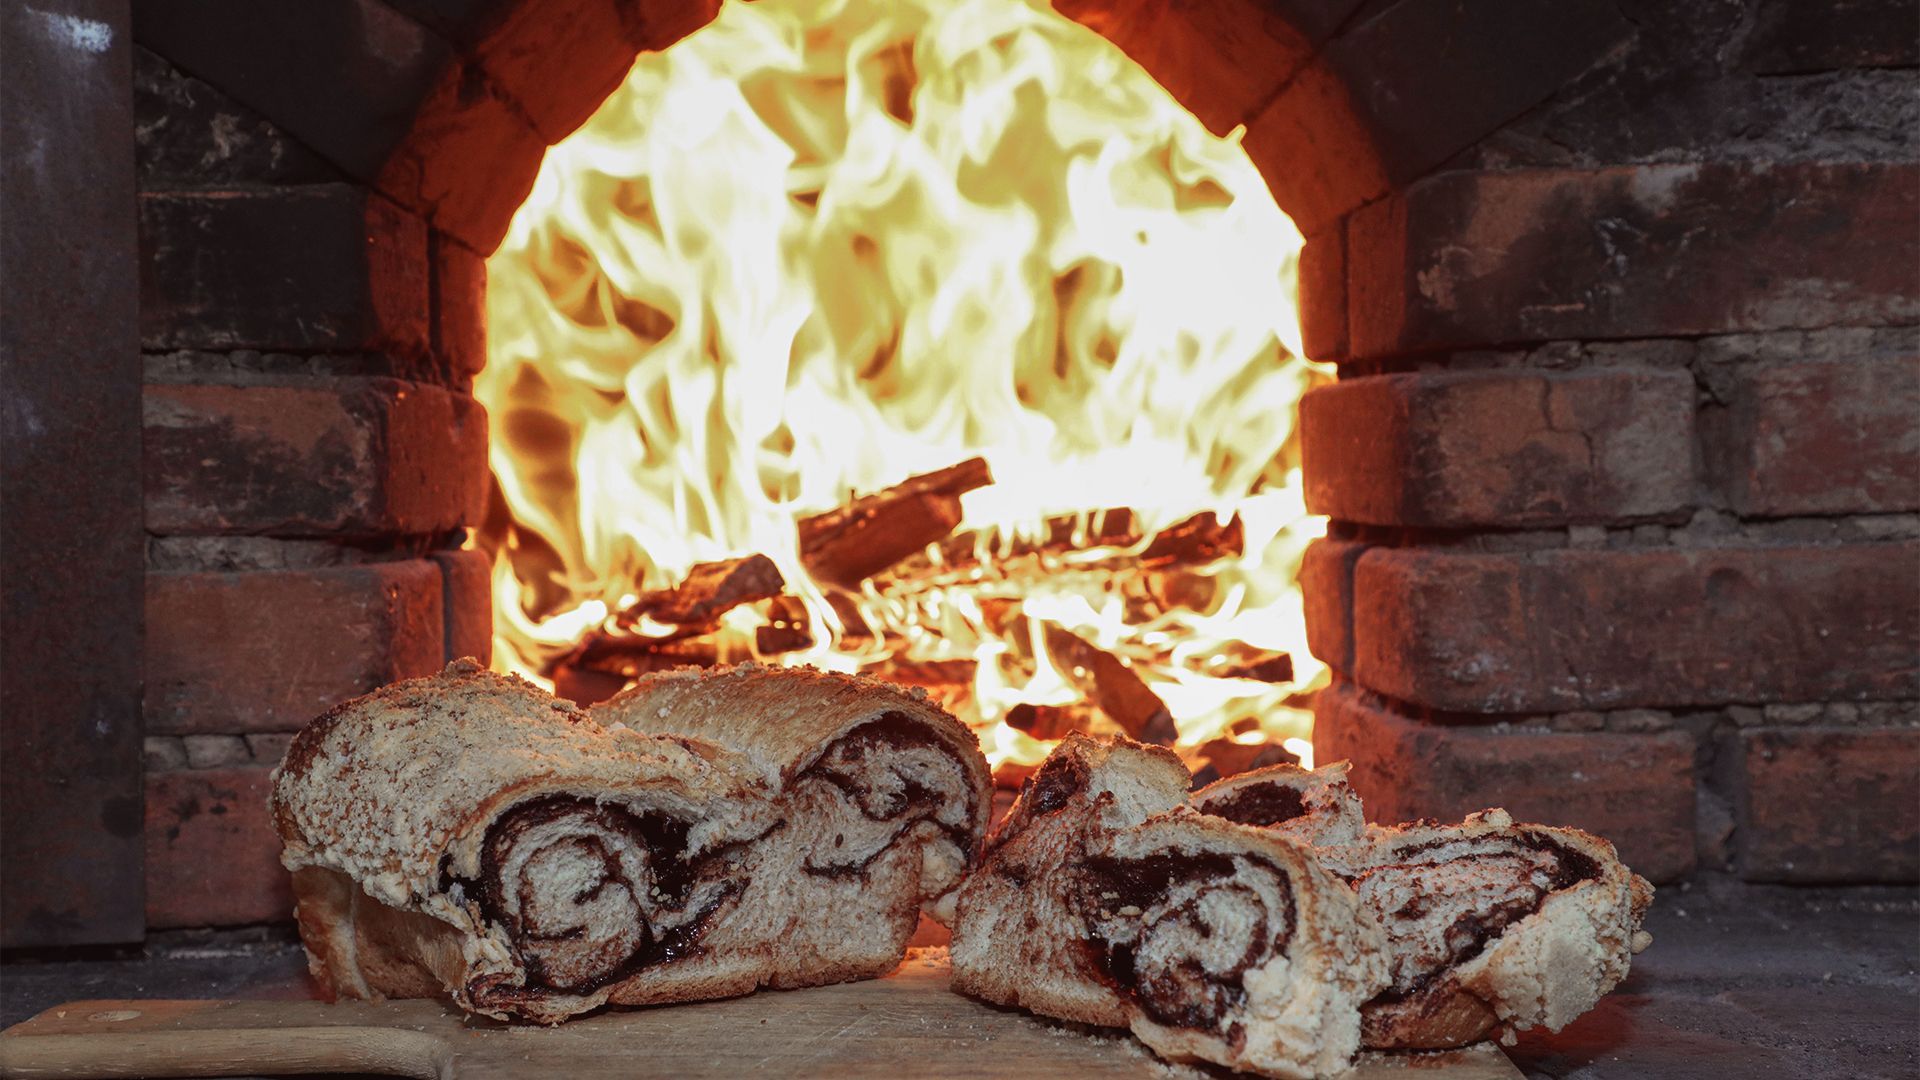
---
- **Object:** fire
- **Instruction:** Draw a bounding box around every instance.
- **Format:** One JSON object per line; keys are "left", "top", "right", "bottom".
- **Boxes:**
{"left": 478, "top": 0, "right": 1329, "bottom": 772}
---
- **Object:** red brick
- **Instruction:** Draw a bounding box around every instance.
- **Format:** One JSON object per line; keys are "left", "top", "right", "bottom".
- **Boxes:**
{"left": 1352, "top": 542, "right": 1920, "bottom": 712}
{"left": 146, "top": 766, "right": 291, "bottom": 927}
{"left": 1299, "top": 538, "right": 1367, "bottom": 673}
{"left": 434, "top": 547, "right": 495, "bottom": 665}
{"left": 146, "top": 562, "right": 447, "bottom": 735}
{"left": 145, "top": 379, "right": 488, "bottom": 537}
{"left": 630, "top": 0, "right": 725, "bottom": 52}
{"left": 1299, "top": 224, "right": 1348, "bottom": 361}
{"left": 1735, "top": 726, "right": 1920, "bottom": 882}
{"left": 1349, "top": 164, "right": 1920, "bottom": 358}
{"left": 1314, "top": 682, "right": 1697, "bottom": 881}
{"left": 138, "top": 186, "right": 427, "bottom": 352}
{"left": 378, "top": 60, "right": 547, "bottom": 254}
{"left": 1727, "top": 357, "right": 1920, "bottom": 516}
{"left": 460, "top": 0, "right": 660, "bottom": 144}
{"left": 1243, "top": 57, "right": 1388, "bottom": 236}
{"left": 1302, "top": 369, "right": 1694, "bottom": 527}
{"left": 432, "top": 231, "right": 488, "bottom": 377}
{"left": 1056, "top": 0, "right": 1311, "bottom": 135}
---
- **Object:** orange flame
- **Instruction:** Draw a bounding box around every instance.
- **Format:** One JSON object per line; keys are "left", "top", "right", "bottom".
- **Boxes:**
{"left": 479, "top": 0, "right": 1329, "bottom": 769}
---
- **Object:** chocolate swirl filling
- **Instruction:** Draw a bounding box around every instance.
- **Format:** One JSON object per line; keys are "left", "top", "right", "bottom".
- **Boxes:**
{"left": 1075, "top": 851, "right": 1297, "bottom": 1034}
{"left": 1352, "top": 832, "right": 1600, "bottom": 1005}
{"left": 469, "top": 796, "right": 742, "bottom": 998}
{"left": 791, "top": 712, "right": 978, "bottom": 881}
{"left": 1199, "top": 784, "right": 1308, "bottom": 828}
{"left": 459, "top": 713, "right": 974, "bottom": 1001}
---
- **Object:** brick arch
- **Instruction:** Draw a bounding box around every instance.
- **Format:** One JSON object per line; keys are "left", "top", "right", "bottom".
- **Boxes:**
{"left": 124, "top": 0, "right": 1920, "bottom": 935}
{"left": 367, "top": 0, "right": 1637, "bottom": 363}
{"left": 137, "top": 0, "right": 1634, "bottom": 358}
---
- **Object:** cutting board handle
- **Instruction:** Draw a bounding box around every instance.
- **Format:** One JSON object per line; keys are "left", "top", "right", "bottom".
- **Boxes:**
{"left": 0, "top": 1026, "right": 452, "bottom": 1080}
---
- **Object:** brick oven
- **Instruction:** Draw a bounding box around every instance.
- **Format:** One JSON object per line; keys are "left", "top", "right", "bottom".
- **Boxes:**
{"left": 3, "top": 0, "right": 1915, "bottom": 960}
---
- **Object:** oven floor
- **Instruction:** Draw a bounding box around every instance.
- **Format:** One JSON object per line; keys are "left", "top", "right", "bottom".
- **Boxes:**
{"left": 3, "top": 877, "right": 1914, "bottom": 1078}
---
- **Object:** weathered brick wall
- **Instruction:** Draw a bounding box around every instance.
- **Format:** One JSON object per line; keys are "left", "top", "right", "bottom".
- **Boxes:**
{"left": 126, "top": 0, "right": 1918, "bottom": 930}
{"left": 132, "top": 37, "right": 489, "bottom": 928}
{"left": 1287, "top": 1, "right": 1920, "bottom": 884}
{"left": 131, "top": 0, "right": 714, "bottom": 929}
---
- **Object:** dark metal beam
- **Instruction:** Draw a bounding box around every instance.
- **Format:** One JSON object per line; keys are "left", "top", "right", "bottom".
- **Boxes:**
{"left": 1, "top": 0, "right": 145, "bottom": 946}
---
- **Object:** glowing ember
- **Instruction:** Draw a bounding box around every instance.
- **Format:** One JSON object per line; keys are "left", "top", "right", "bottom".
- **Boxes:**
{"left": 477, "top": 0, "right": 1329, "bottom": 771}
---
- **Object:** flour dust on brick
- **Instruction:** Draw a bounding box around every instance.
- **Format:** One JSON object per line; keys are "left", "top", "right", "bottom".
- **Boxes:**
{"left": 270, "top": 659, "right": 988, "bottom": 1023}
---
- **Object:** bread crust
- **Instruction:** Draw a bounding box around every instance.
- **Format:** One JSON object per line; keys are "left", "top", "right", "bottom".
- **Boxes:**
{"left": 1191, "top": 761, "right": 1365, "bottom": 847}
{"left": 271, "top": 659, "right": 989, "bottom": 1023}
{"left": 1343, "top": 809, "right": 1653, "bottom": 1049}
{"left": 595, "top": 662, "right": 992, "bottom": 983}
{"left": 595, "top": 661, "right": 992, "bottom": 897}
{"left": 951, "top": 734, "right": 1389, "bottom": 1079}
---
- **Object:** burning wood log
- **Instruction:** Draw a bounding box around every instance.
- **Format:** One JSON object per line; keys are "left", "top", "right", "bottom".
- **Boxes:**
{"left": 933, "top": 508, "right": 1138, "bottom": 568}
{"left": 1147, "top": 569, "right": 1218, "bottom": 615}
{"left": 1202, "top": 646, "right": 1295, "bottom": 684}
{"left": 865, "top": 657, "right": 977, "bottom": 714}
{"left": 1004, "top": 702, "right": 1094, "bottom": 741}
{"left": 1193, "top": 736, "right": 1300, "bottom": 782}
{"left": 798, "top": 457, "right": 994, "bottom": 587}
{"left": 871, "top": 657, "right": 978, "bottom": 690}
{"left": 992, "top": 762, "right": 1038, "bottom": 791}
{"left": 1039, "top": 623, "right": 1177, "bottom": 745}
{"left": 558, "top": 555, "right": 785, "bottom": 693}
{"left": 881, "top": 509, "right": 1246, "bottom": 621}
{"left": 827, "top": 592, "right": 874, "bottom": 640}
{"left": 552, "top": 664, "right": 631, "bottom": 707}
{"left": 754, "top": 595, "right": 813, "bottom": 656}
{"left": 574, "top": 636, "right": 720, "bottom": 676}
{"left": 622, "top": 554, "right": 785, "bottom": 626}
{"left": 553, "top": 638, "right": 723, "bottom": 706}
{"left": 1139, "top": 510, "right": 1242, "bottom": 565}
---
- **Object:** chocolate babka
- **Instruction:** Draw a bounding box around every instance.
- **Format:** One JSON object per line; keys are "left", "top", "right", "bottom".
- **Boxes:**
{"left": 1191, "top": 766, "right": 1653, "bottom": 1049}
{"left": 270, "top": 659, "right": 989, "bottom": 1023}
{"left": 950, "top": 735, "right": 1389, "bottom": 1079}
{"left": 592, "top": 663, "right": 991, "bottom": 985}
{"left": 1191, "top": 761, "right": 1365, "bottom": 847}
{"left": 1334, "top": 810, "right": 1653, "bottom": 1049}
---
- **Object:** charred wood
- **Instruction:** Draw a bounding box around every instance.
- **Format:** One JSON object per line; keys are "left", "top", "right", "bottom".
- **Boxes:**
{"left": 1039, "top": 623, "right": 1177, "bottom": 745}
{"left": 869, "top": 657, "right": 977, "bottom": 690}
{"left": 552, "top": 638, "right": 722, "bottom": 706}
{"left": 623, "top": 554, "right": 785, "bottom": 626}
{"left": 1004, "top": 702, "right": 1094, "bottom": 741}
{"left": 755, "top": 595, "right": 813, "bottom": 655}
{"left": 1206, "top": 647, "right": 1295, "bottom": 684}
{"left": 1139, "top": 511, "right": 1242, "bottom": 565}
{"left": 798, "top": 457, "right": 993, "bottom": 587}
{"left": 1195, "top": 736, "right": 1300, "bottom": 780}
{"left": 992, "top": 761, "right": 1037, "bottom": 791}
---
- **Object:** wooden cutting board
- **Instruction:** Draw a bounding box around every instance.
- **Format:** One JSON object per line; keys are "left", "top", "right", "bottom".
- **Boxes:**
{"left": 0, "top": 952, "right": 1520, "bottom": 1079}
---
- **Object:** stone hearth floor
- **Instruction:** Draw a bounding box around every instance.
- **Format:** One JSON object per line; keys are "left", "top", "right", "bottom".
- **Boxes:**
{"left": 2, "top": 876, "right": 1915, "bottom": 1078}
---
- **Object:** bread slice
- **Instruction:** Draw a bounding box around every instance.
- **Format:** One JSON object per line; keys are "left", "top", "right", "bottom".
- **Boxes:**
{"left": 270, "top": 659, "right": 989, "bottom": 1023}
{"left": 593, "top": 663, "right": 992, "bottom": 991}
{"left": 1191, "top": 761, "right": 1365, "bottom": 847}
{"left": 1338, "top": 810, "right": 1654, "bottom": 1049}
{"left": 950, "top": 734, "right": 1389, "bottom": 1079}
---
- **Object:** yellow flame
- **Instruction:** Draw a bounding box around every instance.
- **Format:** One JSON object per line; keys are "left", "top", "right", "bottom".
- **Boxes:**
{"left": 479, "top": 0, "right": 1329, "bottom": 768}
